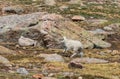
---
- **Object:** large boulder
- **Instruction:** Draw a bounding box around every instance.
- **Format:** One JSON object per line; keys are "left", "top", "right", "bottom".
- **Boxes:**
{"left": 0, "top": 12, "right": 111, "bottom": 49}
{"left": 0, "top": 12, "right": 47, "bottom": 34}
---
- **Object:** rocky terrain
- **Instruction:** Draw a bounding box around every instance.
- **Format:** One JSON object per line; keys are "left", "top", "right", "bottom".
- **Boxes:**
{"left": 0, "top": 0, "right": 120, "bottom": 79}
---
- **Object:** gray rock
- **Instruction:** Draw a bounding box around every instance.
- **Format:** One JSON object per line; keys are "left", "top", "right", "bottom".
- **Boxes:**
{"left": 16, "top": 68, "right": 29, "bottom": 75}
{"left": 88, "top": 19, "right": 108, "bottom": 26}
{"left": 70, "top": 57, "right": 109, "bottom": 64}
{"left": 0, "top": 12, "right": 111, "bottom": 49}
{"left": 89, "top": 29, "right": 106, "bottom": 34}
{"left": 106, "top": 23, "right": 120, "bottom": 31}
{"left": 59, "top": 5, "right": 68, "bottom": 11}
{"left": 2, "top": 6, "right": 24, "bottom": 14}
{"left": 44, "top": 0, "right": 56, "bottom": 6}
{"left": 69, "top": 0, "right": 83, "bottom": 5}
{"left": 0, "top": 12, "right": 46, "bottom": 34}
{"left": 0, "top": 55, "right": 12, "bottom": 67}
{"left": 18, "top": 36, "right": 37, "bottom": 46}
{"left": 38, "top": 54, "right": 64, "bottom": 62}
{"left": 103, "top": 26, "right": 113, "bottom": 31}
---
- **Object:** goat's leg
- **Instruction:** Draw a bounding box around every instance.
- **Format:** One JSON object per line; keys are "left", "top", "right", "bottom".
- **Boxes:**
{"left": 79, "top": 52, "right": 84, "bottom": 57}
{"left": 78, "top": 47, "right": 84, "bottom": 57}
{"left": 63, "top": 46, "right": 67, "bottom": 53}
{"left": 70, "top": 48, "right": 78, "bottom": 58}
{"left": 63, "top": 46, "right": 71, "bottom": 53}
{"left": 70, "top": 53, "right": 77, "bottom": 58}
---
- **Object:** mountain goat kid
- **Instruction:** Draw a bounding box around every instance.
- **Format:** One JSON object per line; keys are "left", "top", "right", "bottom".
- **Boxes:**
{"left": 61, "top": 36, "right": 84, "bottom": 58}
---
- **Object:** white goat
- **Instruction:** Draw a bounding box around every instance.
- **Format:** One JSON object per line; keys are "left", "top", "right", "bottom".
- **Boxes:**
{"left": 61, "top": 36, "right": 84, "bottom": 58}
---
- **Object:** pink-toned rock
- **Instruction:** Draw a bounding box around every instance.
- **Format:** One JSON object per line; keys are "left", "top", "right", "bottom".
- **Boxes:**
{"left": 32, "top": 74, "right": 44, "bottom": 79}
{"left": 0, "top": 45, "right": 15, "bottom": 55}
{"left": 41, "top": 21, "right": 56, "bottom": 31}
{"left": 2, "top": 5, "right": 24, "bottom": 14}
{"left": 43, "top": 77, "right": 57, "bottom": 79}
{"left": 72, "top": 15, "right": 85, "bottom": 21}
{"left": 68, "top": 61, "right": 83, "bottom": 69}
{"left": 44, "top": 0, "right": 56, "bottom": 6}
{"left": 0, "top": 55, "right": 12, "bottom": 67}
{"left": 42, "top": 13, "right": 63, "bottom": 20}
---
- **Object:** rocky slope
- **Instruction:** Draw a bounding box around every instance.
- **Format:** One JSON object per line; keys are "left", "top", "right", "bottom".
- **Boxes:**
{"left": 0, "top": 0, "right": 120, "bottom": 79}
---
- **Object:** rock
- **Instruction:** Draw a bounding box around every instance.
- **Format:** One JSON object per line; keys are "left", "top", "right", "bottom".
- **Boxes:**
{"left": 94, "top": 40, "right": 111, "bottom": 48}
{"left": 88, "top": 19, "right": 108, "bottom": 26}
{"left": 69, "top": 0, "right": 83, "bottom": 5}
{"left": 42, "top": 63, "right": 62, "bottom": 74}
{"left": 60, "top": 72, "right": 80, "bottom": 79}
{"left": 38, "top": 54, "right": 64, "bottom": 62}
{"left": 42, "top": 13, "right": 63, "bottom": 20}
{"left": 68, "top": 61, "right": 83, "bottom": 69}
{"left": 70, "top": 58, "right": 109, "bottom": 64}
{"left": 0, "top": 55, "right": 12, "bottom": 67}
{"left": 59, "top": 5, "right": 68, "bottom": 11}
{"left": 0, "top": 12, "right": 46, "bottom": 34}
{"left": 103, "top": 26, "right": 113, "bottom": 31}
{"left": 96, "top": 6, "right": 104, "bottom": 10}
{"left": 112, "top": 76, "right": 119, "bottom": 79}
{"left": 44, "top": 0, "right": 56, "bottom": 6}
{"left": 89, "top": 29, "right": 106, "bottom": 35}
{"left": 32, "top": 74, "right": 44, "bottom": 79}
{"left": 0, "top": 46, "right": 15, "bottom": 55}
{"left": 43, "top": 77, "right": 57, "bottom": 79}
{"left": 88, "top": 29, "right": 112, "bottom": 48}
{"left": 18, "top": 36, "right": 37, "bottom": 46}
{"left": 105, "top": 23, "right": 120, "bottom": 32}
{"left": 16, "top": 68, "right": 29, "bottom": 75}
{"left": 72, "top": 15, "right": 85, "bottom": 21}
{"left": 2, "top": 5, "right": 24, "bottom": 14}
{"left": 0, "top": 12, "right": 111, "bottom": 49}
{"left": 111, "top": 50, "right": 120, "bottom": 55}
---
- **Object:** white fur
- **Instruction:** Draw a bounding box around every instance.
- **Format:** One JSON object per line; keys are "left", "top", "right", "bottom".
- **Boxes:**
{"left": 62, "top": 36, "right": 83, "bottom": 58}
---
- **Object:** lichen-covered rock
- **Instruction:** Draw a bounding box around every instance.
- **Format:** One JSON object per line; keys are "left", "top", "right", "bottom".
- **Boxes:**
{"left": 0, "top": 13, "right": 111, "bottom": 49}
{"left": 0, "top": 45, "right": 15, "bottom": 55}
{"left": 69, "top": 0, "right": 83, "bottom": 5}
{"left": 18, "top": 36, "right": 37, "bottom": 46}
{"left": 88, "top": 19, "right": 108, "bottom": 26}
{"left": 0, "top": 55, "right": 12, "bottom": 67}
{"left": 70, "top": 57, "right": 109, "bottom": 64}
{"left": 2, "top": 5, "right": 24, "bottom": 14}
{"left": 16, "top": 68, "right": 29, "bottom": 75}
{"left": 44, "top": 0, "right": 56, "bottom": 6}
{"left": 0, "top": 12, "right": 46, "bottom": 33}
{"left": 38, "top": 54, "right": 64, "bottom": 62}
